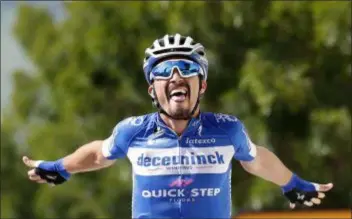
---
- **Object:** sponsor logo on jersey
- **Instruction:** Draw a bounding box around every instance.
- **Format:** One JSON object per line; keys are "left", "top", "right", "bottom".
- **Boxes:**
{"left": 169, "top": 178, "right": 194, "bottom": 188}
{"left": 128, "top": 146, "right": 235, "bottom": 176}
{"left": 124, "top": 116, "right": 144, "bottom": 126}
{"left": 191, "top": 119, "right": 200, "bottom": 127}
{"left": 137, "top": 151, "right": 225, "bottom": 167}
{"left": 141, "top": 187, "right": 221, "bottom": 202}
{"left": 185, "top": 137, "right": 216, "bottom": 145}
{"left": 214, "top": 113, "right": 237, "bottom": 123}
{"left": 147, "top": 128, "right": 166, "bottom": 145}
{"left": 197, "top": 125, "right": 203, "bottom": 136}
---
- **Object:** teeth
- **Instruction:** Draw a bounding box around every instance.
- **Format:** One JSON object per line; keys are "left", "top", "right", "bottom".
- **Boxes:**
{"left": 170, "top": 89, "right": 187, "bottom": 96}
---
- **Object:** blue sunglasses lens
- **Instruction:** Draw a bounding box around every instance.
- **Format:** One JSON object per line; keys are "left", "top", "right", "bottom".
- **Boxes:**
{"left": 151, "top": 60, "right": 202, "bottom": 80}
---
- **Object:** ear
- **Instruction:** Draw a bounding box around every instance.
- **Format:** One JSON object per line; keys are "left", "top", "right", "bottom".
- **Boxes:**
{"left": 200, "top": 80, "right": 207, "bottom": 95}
{"left": 148, "top": 85, "right": 155, "bottom": 98}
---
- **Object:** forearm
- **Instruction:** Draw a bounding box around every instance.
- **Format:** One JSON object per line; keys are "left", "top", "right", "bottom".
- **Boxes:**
{"left": 61, "top": 140, "right": 115, "bottom": 174}
{"left": 240, "top": 146, "right": 292, "bottom": 186}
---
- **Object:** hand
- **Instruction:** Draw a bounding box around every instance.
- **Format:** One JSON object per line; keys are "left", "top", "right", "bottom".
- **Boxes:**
{"left": 23, "top": 156, "right": 71, "bottom": 185}
{"left": 23, "top": 156, "right": 48, "bottom": 184}
{"left": 281, "top": 174, "right": 333, "bottom": 209}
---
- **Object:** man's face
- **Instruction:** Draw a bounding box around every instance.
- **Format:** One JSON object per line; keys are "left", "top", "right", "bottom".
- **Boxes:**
{"left": 149, "top": 67, "right": 206, "bottom": 119}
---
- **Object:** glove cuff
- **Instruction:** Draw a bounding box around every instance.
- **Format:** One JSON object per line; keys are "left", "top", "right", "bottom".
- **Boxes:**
{"left": 281, "top": 173, "right": 299, "bottom": 193}
{"left": 54, "top": 158, "right": 71, "bottom": 180}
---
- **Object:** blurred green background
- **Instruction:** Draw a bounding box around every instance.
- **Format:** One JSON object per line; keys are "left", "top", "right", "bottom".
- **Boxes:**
{"left": 1, "top": 1, "right": 351, "bottom": 218}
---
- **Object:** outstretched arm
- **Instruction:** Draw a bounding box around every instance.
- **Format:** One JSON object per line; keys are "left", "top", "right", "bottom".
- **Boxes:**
{"left": 213, "top": 114, "right": 334, "bottom": 208}
{"left": 240, "top": 145, "right": 333, "bottom": 208}
{"left": 240, "top": 146, "right": 292, "bottom": 186}
{"left": 23, "top": 140, "right": 115, "bottom": 173}
{"left": 23, "top": 116, "right": 136, "bottom": 185}
{"left": 61, "top": 140, "right": 116, "bottom": 172}
{"left": 23, "top": 140, "right": 116, "bottom": 184}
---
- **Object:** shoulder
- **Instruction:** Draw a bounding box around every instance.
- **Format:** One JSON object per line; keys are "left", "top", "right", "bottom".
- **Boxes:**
{"left": 102, "top": 113, "right": 156, "bottom": 159}
{"left": 113, "top": 113, "right": 155, "bottom": 140}
{"left": 202, "top": 112, "right": 256, "bottom": 161}
{"left": 201, "top": 112, "right": 244, "bottom": 133}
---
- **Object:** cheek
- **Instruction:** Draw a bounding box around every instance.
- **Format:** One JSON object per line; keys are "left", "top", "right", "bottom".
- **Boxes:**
{"left": 190, "top": 88, "right": 199, "bottom": 101}
{"left": 190, "top": 81, "right": 200, "bottom": 100}
{"left": 154, "top": 84, "right": 167, "bottom": 100}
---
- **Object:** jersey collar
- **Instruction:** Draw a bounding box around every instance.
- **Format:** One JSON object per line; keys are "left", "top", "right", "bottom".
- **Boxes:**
{"left": 156, "top": 112, "right": 202, "bottom": 137}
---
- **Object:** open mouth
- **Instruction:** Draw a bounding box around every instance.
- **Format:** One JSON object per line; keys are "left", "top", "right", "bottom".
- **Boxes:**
{"left": 169, "top": 88, "right": 188, "bottom": 102}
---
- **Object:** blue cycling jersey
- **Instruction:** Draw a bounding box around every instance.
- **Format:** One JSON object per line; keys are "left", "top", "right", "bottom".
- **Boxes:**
{"left": 102, "top": 112, "right": 257, "bottom": 219}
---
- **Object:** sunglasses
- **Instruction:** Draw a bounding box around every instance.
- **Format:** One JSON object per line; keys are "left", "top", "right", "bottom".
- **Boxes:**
{"left": 150, "top": 59, "right": 204, "bottom": 81}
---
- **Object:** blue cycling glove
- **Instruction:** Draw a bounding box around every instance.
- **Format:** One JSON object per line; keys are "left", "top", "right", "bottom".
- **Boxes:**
{"left": 35, "top": 158, "right": 71, "bottom": 185}
{"left": 281, "top": 174, "right": 319, "bottom": 206}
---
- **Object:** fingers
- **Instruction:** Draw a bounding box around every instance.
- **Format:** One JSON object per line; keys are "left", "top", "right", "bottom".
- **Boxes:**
{"left": 29, "top": 174, "right": 41, "bottom": 181}
{"left": 24, "top": 157, "right": 52, "bottom": 185}
{"left": 318, "top": 192, "right": 325, "bottom": 199}
{"left": 28, "top": 169, "right": 37, "bottom": 177}
{"left": 289, "top": 203, "right": 296, "bottom": 209}
{"left": 23, "top": 156, "right": 42, "bottom": 168}
{"left": 313, "top": 182, "right": 334, "bottom": 192}
{"left": 304, "top": 201, "right": 313, "bottom": 207}
{"left": 23, "top": 156, "right": 35, "bottom": 168}
{"left": 318, "top": 183, "right": 334, "bottom": 192}
{"left": 291, "top": 200, "right": 317, "bottom": 208}
{"left": 288, "top": 181, "right": 332, "bottom": 209}
{"left": 301, "top": 194, "right": 325, "bottom": 207}
{"left": 290, "top": 192, "right": 326, "bottom": 208}
{"left": 27, "top": 168, "right": 48, "bottom": 184}
{"left": 311, "top": 198, "right": 321, "bottom": 205}
{"left": 28, "top": 172, "right": 48, "bottom": 184}
{"left": 38, "top": 179, "right": 48, "bottom": 184}
{"left": 304, "top": 197, "right": 322, "bottom": 207}
{"left": 29, "top": 175, "right": 48, "bottom": 184}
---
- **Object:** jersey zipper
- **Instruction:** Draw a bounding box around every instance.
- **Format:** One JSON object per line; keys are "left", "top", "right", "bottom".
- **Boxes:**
{"left": 162, "top": 126, "right": 184, "bottom": 218}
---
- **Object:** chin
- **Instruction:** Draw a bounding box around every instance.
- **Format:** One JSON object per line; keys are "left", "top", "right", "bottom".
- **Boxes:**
{"left": 168, "top": 107, "right": 190, "bottom": 117}
{"left": 171, "top": 103, "right": 189, "bottom": 111}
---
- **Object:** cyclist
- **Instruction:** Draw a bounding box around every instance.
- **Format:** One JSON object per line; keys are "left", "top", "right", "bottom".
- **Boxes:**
{"left": 23, "top": 34, "right": 333, "bottom": 219}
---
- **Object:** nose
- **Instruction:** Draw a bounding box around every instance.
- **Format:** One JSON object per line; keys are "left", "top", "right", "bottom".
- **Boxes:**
{"left": 170, "top": 67, "right": 183, "bottom": 82}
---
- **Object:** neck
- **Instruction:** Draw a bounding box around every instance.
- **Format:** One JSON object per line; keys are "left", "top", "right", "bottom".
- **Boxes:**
{"left": 160, "top": 109, "right": 200, "bottom": 136}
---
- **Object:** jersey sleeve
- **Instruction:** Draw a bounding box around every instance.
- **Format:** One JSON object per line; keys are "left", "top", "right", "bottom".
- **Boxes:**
{"left": 102, "top": 117, "right": 140, "bottom": 160}
{"left": 230, "top": 120, "right": 257, "bottom": 161}
{"left": 213, "top": 113, "right": 257, "bottom": 161}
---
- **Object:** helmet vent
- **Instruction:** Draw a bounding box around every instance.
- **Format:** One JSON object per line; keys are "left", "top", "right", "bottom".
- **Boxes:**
{"left": 158, "top": 39, "right": 165, "bottom": 47}
{"left": 153, "top": 47, "right": 192, "bottom": 55}
{"left": 180, "top": 37, "right": 186, "bottom": 45}
{"left": 169, "top": 36, "right": 175, "bottom": 44}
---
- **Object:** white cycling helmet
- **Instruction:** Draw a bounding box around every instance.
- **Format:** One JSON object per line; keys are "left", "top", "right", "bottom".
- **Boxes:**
{"left": 143, "top": 33, "right": 209, "bottom": 84}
